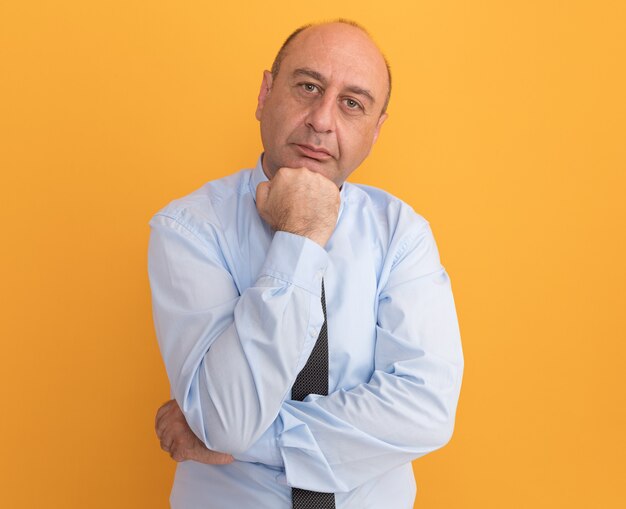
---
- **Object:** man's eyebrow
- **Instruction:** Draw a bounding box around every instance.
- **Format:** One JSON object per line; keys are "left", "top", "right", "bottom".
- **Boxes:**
{"left": 292, "top": 67, "right": 376, "bottom": 105}
{"left": 293, "top": 67, "right": 327, "bottom": 85}
{"left": 344, "top": 85, "right": 375, "bottom": 105}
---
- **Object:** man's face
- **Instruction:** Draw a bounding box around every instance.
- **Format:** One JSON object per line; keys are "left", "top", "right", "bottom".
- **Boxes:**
{"left": 255, "top": 23, "right": 389, "bottom": 187}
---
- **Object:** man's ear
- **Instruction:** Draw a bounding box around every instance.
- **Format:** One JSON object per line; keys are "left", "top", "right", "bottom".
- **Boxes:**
{"left": 372, "top": 112, "right": 388, "bottom": 144}
{"left": 255, "top": 70, "right": 273, "bottom": 121}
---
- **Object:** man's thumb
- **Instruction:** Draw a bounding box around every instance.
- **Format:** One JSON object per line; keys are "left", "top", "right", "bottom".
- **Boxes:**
{"left": 256, "top": 181, "right": 270, "bottom": 209}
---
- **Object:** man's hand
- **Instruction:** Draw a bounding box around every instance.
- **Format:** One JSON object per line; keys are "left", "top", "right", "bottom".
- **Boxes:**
{"left": 256, "top": 167, "right": 340, "bottom": 247}
{"left": 155, "top": 399, "right": 234, "bottom": 464}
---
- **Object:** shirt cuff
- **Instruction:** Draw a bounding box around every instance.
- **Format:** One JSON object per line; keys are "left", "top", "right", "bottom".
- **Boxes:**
{"left": 259, "top": 231, "right": 329, "bottom": 295}
{"left": 233, "top": 417, "right": 284, "bottom": 467}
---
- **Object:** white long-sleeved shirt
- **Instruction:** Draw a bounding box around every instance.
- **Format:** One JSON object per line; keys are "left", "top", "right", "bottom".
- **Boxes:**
{"left": 148, "top": 157, "right": 464, "bottom": 508}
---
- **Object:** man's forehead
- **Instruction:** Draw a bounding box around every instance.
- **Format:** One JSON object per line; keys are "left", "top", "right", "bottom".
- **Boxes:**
{"left": 281, "top": 24, "right": 388, "bottom": 99}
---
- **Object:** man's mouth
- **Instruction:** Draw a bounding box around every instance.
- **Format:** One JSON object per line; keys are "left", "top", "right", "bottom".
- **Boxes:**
{"left": 293, "top": 144, "right": 333, "bottom": 160}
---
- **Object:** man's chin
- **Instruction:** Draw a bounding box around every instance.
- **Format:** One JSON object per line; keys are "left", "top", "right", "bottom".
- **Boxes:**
{"left": 264, "top": 152, "right": 342, "bottom": 185}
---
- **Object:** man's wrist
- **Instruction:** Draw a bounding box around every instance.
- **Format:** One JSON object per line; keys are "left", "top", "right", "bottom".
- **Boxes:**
{"left": 260, "top": 231, "right": 328, "bottom": 296}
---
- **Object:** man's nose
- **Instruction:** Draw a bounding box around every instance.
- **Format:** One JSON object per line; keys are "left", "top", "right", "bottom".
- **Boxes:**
{"left": 305, "top": 95, "right": 336, "bottom": 133}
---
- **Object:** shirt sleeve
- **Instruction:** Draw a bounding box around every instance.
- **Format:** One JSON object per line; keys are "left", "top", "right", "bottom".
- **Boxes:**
{"left": 235, "top": 221, "right": 464, "bottom": 493}
{"left": 148, "top": 212, "right": 329, "bottom": 454}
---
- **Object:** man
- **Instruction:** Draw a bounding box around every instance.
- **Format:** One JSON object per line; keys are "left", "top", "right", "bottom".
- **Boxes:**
{"left": 149, "top": 20, "right": 463, "bottom": 508}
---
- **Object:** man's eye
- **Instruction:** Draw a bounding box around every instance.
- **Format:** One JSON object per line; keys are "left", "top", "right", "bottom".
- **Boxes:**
{"left": 344, "top": 98, "right": 362, "bottom": 110}
{"left": 302, "top": 83, "right": 318, "bottom": 93}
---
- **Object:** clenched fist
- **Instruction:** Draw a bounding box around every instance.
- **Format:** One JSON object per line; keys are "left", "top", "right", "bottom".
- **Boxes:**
{"left": 256, "top": 167, "right": 340, "bottom": 247}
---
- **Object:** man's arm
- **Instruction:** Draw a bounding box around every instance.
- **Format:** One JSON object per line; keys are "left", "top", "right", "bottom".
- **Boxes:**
{"left": 149, "top": 167, "right": 339, "bottom": 455}
{"left": 237, "top": 219, "right": 463, "bottom": 493}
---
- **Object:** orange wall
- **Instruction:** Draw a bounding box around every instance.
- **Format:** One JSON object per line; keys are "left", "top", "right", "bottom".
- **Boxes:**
{"left": 1, "top": 1, "right": 624, "bottom": 507}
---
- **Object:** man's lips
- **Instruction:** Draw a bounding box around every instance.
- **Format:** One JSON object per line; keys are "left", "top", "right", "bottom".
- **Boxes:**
{"left": 293, "top": 144, "right": 333, "bottom": 160}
